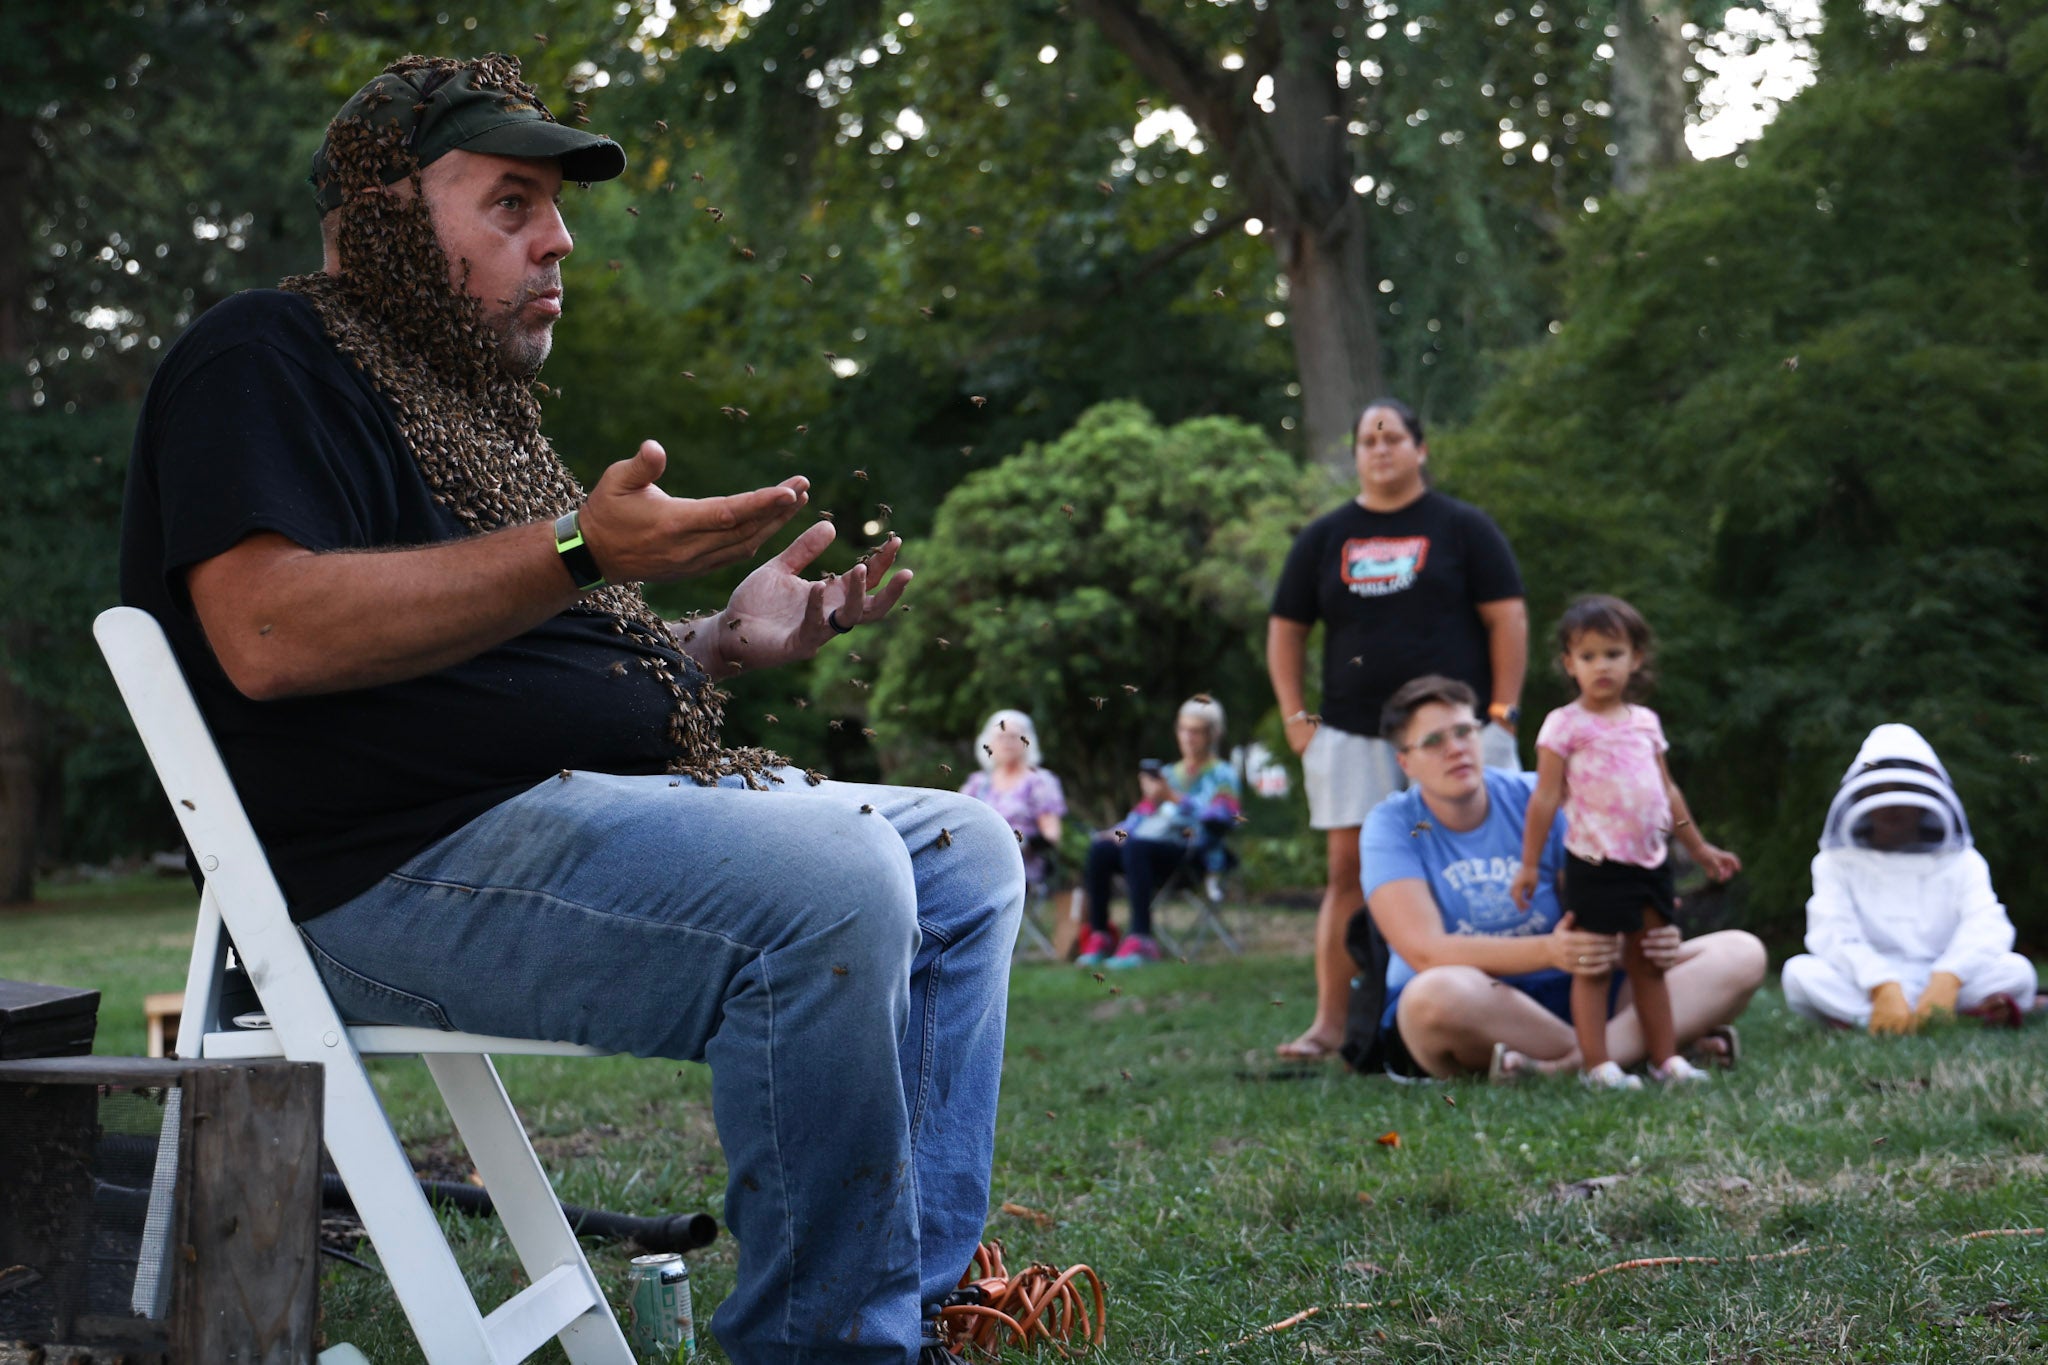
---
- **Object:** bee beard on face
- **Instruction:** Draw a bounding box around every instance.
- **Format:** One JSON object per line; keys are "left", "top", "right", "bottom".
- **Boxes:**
{"left": 282, "top": 85, "right": 785, "bottom": 790}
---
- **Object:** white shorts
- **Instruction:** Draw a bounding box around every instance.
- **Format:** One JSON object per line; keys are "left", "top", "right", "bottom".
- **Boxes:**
{"left": 1301, "top": 721, "right": 1521, "bottom": 831}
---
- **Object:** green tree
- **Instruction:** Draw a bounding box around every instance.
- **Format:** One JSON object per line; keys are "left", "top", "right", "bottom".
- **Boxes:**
{"left": 867, "top": 401, "right": 1322, "bottom": 821}
{"left": 1447, "top": 0, "right": 2048, "bottom": 938}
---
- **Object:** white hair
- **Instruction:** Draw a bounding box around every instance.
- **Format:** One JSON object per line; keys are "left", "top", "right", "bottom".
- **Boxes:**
{"left": 1177, "top": 695, "right": 1225, "bottom": 747}
{"left": 975, "top": 708, "right": 1042, "bottom": 772}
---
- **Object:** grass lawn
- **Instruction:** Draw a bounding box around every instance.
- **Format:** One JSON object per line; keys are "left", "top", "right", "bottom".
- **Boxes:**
{"left": 3, "top": 883, "right": 2044, "bottom": 1362}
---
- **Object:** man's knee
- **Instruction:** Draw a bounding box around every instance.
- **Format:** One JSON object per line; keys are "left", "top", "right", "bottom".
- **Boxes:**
{"left": 1397, "top": 967, "right": 1494, "bottom": 1042}
{"left": 1711, "top": 929, "right": 1769, "bottom": 989}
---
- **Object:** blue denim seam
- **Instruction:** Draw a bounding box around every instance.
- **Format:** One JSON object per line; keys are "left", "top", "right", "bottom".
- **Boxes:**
{"left": 298, "top": 927, "right": 454, "bottom": 1030}
{"left": 751, "top": 943, "right": 801, "bottom": 1351}
{"left": 906, "top": 918, "right": 955, "bottom": 1138}
{"left": 381, "top": 871, "right": 766, "bottom": 954}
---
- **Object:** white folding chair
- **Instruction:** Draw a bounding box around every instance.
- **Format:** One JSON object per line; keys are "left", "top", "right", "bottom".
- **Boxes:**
{"left": 94, "top": 606, "right": 634, "bottom": 1365}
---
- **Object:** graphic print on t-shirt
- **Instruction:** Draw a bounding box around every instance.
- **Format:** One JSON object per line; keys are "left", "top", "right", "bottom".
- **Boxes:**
{"left": 1342, "top": 536, "right": 1431, "bottom": 597}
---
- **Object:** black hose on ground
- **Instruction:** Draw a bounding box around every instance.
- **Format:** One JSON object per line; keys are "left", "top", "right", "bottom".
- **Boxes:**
{"left": 321, "top": 1173, "right": 720, "bottom": 1254}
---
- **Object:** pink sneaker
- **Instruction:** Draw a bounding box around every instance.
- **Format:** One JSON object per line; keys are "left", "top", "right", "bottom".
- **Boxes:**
{"left": 1075, "top": 927, "right": 1121, "bottom": 966}
{"left": 1105, "top": 933, "right": 1162, "bottom": 970}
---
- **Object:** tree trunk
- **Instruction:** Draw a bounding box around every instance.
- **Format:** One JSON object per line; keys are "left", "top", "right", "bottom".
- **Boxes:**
{"left": 1261, "top": 5, "right": 1382, "bottom": 470}
{"left": 0, "top": 106, "right": 39, "bottom": 902}
{"left": 1075, "top": 0, "right": 1383, "bottom": 474}
{"left": 0, "top": 667, "right": 39, "bottom": 904}
{"left": 1610, "top": 0, "right": 1692, "bottom": 193}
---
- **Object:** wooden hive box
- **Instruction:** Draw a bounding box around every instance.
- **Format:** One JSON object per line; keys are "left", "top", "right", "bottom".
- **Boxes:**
{"left": 0, "top": 1055, "right": 322, "bottom": 1363}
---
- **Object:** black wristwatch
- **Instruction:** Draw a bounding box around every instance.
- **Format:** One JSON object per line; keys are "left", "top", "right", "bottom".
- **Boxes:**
{"left": 553, "top": 509, "right": 607, "bottom": 592}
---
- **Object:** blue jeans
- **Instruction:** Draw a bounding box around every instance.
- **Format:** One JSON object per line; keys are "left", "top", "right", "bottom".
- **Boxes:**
{"left": 300, "top": 770, "right": 1024, "bottom": 1365}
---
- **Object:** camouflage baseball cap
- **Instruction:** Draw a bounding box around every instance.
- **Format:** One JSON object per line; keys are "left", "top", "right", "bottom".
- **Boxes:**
{"left": 310, "top": 56, "right": 625, "bottom": 214}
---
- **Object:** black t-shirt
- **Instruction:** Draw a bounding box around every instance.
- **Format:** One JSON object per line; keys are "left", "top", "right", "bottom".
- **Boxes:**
{"left": 1270, "top": 491, "right": 1523, "bottom": 737}
{"left": 119, "top": 290, "right": 688, "bottom": 921}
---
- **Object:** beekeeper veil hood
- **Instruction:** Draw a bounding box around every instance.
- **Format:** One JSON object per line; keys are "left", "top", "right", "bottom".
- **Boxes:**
{"left": 1819, "top": 724, "right": 1971, "bottom": 856}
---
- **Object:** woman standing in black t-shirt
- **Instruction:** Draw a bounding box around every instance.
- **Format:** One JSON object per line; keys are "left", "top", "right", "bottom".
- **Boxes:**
{"left": 1267, "top": 399, "right": 1529, "bottom": 1062}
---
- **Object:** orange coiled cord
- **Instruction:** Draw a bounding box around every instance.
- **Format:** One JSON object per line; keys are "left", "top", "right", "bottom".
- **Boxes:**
{"left": 937, "top": 1239, "right": 1107, "bottom": 1358}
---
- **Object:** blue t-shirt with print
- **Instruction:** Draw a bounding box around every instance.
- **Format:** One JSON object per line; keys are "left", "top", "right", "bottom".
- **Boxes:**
{"left": 1360, "top": 768, "right": 1569, "bottom": 1022}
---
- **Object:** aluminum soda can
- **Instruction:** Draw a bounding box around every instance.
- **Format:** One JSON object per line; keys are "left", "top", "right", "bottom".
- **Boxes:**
{"left": 626, "top": 1252, "right": 695, "bottom": 1360}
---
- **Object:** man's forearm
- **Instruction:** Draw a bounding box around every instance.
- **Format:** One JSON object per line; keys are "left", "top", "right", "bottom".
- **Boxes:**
{"left": 1480, "top": 598, "right": 1527, "bottom": 706}
{"left": 190, "top": 523, "right": 583, "bottom": 700}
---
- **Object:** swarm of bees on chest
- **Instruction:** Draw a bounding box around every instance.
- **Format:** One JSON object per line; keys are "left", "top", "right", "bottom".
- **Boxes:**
{"left": 286, "top": 53, "right": 783, "bottom": 788}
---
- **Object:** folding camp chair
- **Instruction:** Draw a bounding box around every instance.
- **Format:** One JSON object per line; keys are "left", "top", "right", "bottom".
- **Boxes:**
{"left": 1012, "top": 834, "right": 1069, "bottom": 961}
{"left": 1150, "top": 821, "right": 1242, "bottom": 960}
{"left": 94, "top": 606, "right": 634, "bottom": 1365}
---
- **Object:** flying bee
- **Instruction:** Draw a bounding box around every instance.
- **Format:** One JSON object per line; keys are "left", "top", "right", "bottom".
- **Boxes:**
{"left": 852, "top": 468, "right": 868, "bottom": 481}
{"left": 918, "top": 306, "right": 935, "bottom": 318}
{"left": 626, "top": 205, "right": 640, "bottom": 217}
{"left": 938, "top": 763, "right": 953, "bottom": 776}
{"left": 655, "top": 119, "right": 669, "bottom": 132}
{"left": 692, "top": 170, "right": 705, "bottom": 181}
{"left": 970, "top": 395, "right": 987, "bottom": 408}
{"left": 801, "top": 273, "right": 814, "bottom": 284}
{"left": 680, "top": 371, "right": 696, "bottom": 380}
{"left": 1122, "top": 684, "right": 1139, "bottom": 695}
{"left": 830, "top": 719, "right": 845, "bottom": 731}
{"left": 763, "top": 714, "right": 779, "bottom": 724}
{"left": 935, "top": 637, "right": 951, "bottom": 649}
{"left": 1060, "top": 504, "right": 1075, "bottom": 518}
{"left": 1089, "top": 696, "right": 1106, "bottom": 710}
{"left": 745, "top": 363, "right": 756, "bottom": 376}
{"left": 877, "top": 502, "right": 892, "bottom": 517}
{"left": 1113, "top": 829, "right": 1128, "bottom": 842}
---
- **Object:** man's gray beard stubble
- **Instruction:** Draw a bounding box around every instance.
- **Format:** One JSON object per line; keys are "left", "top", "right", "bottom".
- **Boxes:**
{"left": 489, "top": 304, "right": 553, "bottom": 379}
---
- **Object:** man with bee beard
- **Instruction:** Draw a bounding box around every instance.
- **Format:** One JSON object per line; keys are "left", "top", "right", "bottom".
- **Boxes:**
{"left": 119, "top": 55, "right": 1021, "bottom": 1365}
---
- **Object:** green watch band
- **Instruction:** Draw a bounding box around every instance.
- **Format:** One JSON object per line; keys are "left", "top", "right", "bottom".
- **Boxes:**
{"left": 553, "top": 509, "right": 607, "bottom": 592}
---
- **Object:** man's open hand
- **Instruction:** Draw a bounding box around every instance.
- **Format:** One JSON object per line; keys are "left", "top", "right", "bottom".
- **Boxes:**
{"left": 694, "top": 521, "right": 912, "bottom": 677}
{"left": 578, "top": 440, "right": 808, "bottom": 584}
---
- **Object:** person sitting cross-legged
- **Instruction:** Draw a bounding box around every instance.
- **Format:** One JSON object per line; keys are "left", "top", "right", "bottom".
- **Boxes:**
{"left": 1782, "top": 723, "right": 2038, "bottom": 1034}
{"left": 1361, "top": 675, "right": 1766, "bottom": 1081}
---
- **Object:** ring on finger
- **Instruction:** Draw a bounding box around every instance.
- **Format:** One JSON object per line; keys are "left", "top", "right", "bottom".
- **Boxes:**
{"left": 827, "top": 608, "right": 855, "bottom": 634}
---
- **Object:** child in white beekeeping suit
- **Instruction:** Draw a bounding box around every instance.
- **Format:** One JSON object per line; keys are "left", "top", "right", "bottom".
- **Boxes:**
{"left": 1781, "top": 724, "right": 2038, "bottom": 1033}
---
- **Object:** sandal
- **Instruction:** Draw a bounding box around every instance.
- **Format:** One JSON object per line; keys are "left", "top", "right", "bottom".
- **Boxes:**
{"left": 1275, "top": 1033, "right": 1343, "bottom": 1063}
{"left": 1685, "top": 1024, "right": 1741, "bottom": 1070}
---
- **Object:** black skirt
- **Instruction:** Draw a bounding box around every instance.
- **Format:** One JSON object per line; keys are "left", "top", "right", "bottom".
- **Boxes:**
{"left": 1562, "top": 852, "right": 1675, "bottom": 934}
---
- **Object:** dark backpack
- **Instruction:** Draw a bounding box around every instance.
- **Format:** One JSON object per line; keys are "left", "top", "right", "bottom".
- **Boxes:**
{"left": 1339, "top": 906, "right": 1392, "bottom": 1073}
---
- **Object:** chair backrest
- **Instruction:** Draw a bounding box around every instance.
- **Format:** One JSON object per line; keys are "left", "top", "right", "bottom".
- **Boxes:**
{"left": 92, "top": 607, "right": 355, "bottom": 1058}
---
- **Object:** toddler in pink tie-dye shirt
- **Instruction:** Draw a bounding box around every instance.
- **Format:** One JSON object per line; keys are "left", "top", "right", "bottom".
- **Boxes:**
{"left": 1508, "top": 596, "right": 1742, "bottom": 1091}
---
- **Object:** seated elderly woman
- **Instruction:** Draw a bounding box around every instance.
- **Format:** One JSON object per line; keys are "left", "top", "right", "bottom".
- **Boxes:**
{"left": 959, "top": 708, "right": 1066, "bottom": 888}
{"left": 1076, "top": 695, "right": 1243, "bottom": 969}
{"left": 1781, "top": 723, "right": 2037, "bottom": 1033}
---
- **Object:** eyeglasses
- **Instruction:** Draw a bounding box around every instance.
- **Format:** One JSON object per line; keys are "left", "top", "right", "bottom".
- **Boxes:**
{"left": 1402, "top": 721, "right": 1481, "bottom": 754}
